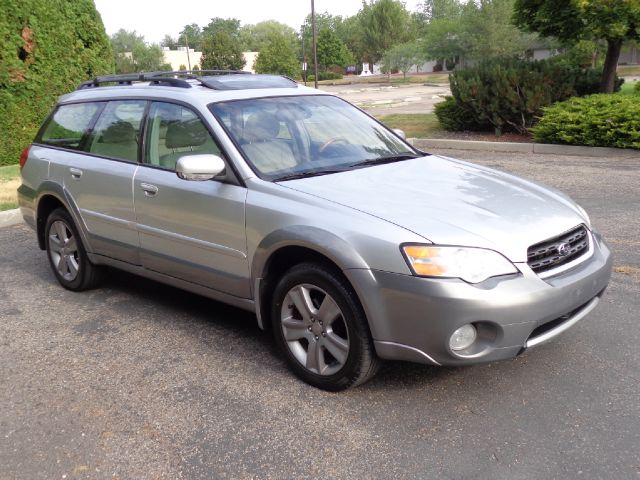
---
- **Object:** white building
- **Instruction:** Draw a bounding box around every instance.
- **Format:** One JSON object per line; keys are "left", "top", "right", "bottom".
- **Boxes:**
{"left": 161, "top": 47, "right": 258, "bottom": 73}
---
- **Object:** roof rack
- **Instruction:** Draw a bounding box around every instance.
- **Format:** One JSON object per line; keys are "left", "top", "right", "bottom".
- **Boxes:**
{"left": 77, "top": 70, "right": 250, "bottom": 90}
{"left": 77, "top": 70, "right": 299, "bottom": 91}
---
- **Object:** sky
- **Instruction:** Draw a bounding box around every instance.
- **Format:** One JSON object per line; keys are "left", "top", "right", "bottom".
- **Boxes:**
{"left": 94, "top": 0, "right": 423, "bottom": 44}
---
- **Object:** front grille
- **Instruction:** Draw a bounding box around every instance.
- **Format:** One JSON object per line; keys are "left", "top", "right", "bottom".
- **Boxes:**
{"left": 527, "top": 225, "right": 589, "bottom": 274}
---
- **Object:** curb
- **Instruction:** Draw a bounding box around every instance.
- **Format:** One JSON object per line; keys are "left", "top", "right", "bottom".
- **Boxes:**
{"left": 409, "top": 138, "right": 640, "bottom": 158}
{"left": 0, "top": 208, "right": 23, "bottom": 228}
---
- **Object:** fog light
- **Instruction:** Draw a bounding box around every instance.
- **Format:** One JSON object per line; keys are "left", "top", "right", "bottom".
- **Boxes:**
{"left": 450, "top": 324, "right": 477, "bottom": 351}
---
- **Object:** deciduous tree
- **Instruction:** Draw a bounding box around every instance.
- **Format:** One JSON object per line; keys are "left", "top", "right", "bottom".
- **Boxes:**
{"left": 110, "top": 29, "right": 171, "bottom": 73}
{"left": 382, "top": 41, "right": 423, "bottom": 78}
{"left": 254, "top": 31, "right": 299, "bottom": 78}
{"left": 200, "top": 30, "right": 245, "bottom": 71}
{"left": 358, "top": 0, "right": 414, "bottom": 70}
{"left": 514, "top": 0, "right": 640, "bottom": 92}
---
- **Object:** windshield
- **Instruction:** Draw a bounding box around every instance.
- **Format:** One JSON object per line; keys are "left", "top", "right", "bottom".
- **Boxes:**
{"left": 208, "top": 95, "right": 420, "bottom": 181}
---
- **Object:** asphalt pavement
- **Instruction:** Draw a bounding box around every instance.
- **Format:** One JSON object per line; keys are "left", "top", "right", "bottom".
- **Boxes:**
{"left": 1, "top": 149, "right": 638, "bottom": 479}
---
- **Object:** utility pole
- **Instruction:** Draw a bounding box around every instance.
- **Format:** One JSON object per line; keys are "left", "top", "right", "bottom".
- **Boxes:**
{"left": 185, "top": 33, "right": 192, "bottom": 71}
{"left": 311, "top": 0, "right": 318, "bottom": 89}
{"left": 301, "top": 24, "right": 307, "bottom": 86}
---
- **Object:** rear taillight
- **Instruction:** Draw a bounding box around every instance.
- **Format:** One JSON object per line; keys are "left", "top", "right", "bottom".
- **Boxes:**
{"left": 19, "top": 145, "right": 31, "bottom": 171}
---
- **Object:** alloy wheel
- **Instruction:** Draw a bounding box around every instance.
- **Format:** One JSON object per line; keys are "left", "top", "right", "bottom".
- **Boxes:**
{"left": 48, "top": 220, "right": 80, "bottom": 282}
{"left": 280, "top": 283, "right": 350, "bottom": 375}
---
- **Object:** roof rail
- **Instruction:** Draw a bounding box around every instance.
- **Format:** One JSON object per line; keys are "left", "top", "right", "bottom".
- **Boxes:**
{"left": 77, "top": 70, "right": 251, "bottom": 90}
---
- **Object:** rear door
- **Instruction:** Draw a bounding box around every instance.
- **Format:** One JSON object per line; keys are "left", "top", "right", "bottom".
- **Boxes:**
{"left": 133, "top": 101, "right": 250, "bottom": 297}
{"left": 43, "top": 100, "right": 146, "bottom": 264}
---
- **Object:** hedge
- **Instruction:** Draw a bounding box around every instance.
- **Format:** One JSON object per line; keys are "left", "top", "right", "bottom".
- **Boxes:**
{"left": 0, "top": 0, "right": 114, "bottom": 166}
{"left": 441, "top": 57, "right": 622, "bottom": 135}
{"left": 532, "top": 94, "right": 640, "bottom": 150}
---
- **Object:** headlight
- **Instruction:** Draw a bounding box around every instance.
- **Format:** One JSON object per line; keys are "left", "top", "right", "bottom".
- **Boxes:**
{"left": 577, "top": 204, "right": 591, "bottom": 227}
{"left": 401, "top": 244, "right": 518, "bottom": 283}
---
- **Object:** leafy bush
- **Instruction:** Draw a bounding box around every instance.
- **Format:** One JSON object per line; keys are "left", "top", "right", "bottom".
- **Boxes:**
{"left": 532, "top": 94, "right": 640, "bottom": 150}
{"left": 306, "top": 72, "right": 343, "bottom": 82}
{"left": 434, "top": 96, "right": 489, "bottom": 131}
{"left": 636, "top": 81, "right": 640, "bottom": 93}
{"left": 0, "top": 0, "right": 113, "bottom": 166}
{"left": 446, "top": 58, "right": 621, "bottom": 135}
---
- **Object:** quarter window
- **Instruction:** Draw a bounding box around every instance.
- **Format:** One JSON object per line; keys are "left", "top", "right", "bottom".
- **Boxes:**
{"left": 40, "top": 103, "right": 101, "bottom": 151}
{"left": 145, "top": 102, "right": 222, "bottom": 171}
{"left": 88, "top": 100, "right": 146, "bottom": 162}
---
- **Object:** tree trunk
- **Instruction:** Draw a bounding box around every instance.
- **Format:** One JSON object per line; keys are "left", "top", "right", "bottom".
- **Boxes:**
{"left": 601, "top": 39, "right": 623, "bottom": 93}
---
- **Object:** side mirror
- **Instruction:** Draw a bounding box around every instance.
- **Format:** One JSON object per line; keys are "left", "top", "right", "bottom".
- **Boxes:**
{"left": 176, "top": 154, "right": 225, "bottom": 181}
{"left": 393, "top": 128, "right": 406, "bottom": 140}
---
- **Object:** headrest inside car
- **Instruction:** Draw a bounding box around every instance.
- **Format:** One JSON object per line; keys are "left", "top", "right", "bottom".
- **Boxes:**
{"left": 165, "top": 120, "right": 208, "bottom": 149}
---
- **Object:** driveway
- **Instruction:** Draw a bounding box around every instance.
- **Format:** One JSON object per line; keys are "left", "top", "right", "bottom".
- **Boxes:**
{"left": 320, "top": 82, "right": 450, "bottom": 115}
{"left": 1, "top": 149, "right": 638, "bottom": 479}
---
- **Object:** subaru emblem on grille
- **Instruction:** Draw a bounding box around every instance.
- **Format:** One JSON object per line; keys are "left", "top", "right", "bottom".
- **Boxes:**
{"left": 557, "top": 242, "right": 570, "bottom": 256}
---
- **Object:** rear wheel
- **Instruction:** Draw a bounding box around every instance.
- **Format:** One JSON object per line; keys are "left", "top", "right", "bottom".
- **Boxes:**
{"left": 271, "top": 262, "right": 380, "bottom": 391}
{"left": 45, "top": 208, "right": 103, "bottom": 291}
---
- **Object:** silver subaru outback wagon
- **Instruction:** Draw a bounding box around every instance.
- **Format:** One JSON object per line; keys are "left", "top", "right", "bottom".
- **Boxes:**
{"left": 18, "top": 71, "right": 612, "bottom": 390}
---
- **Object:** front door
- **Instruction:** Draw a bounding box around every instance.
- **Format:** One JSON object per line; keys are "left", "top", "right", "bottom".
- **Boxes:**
{"left": 133, "top": 101, "right": 250, "bottom": 298}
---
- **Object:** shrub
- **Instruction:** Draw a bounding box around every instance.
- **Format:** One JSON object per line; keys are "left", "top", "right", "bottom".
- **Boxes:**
{"left": 635, "top": 81, "right": 640, "bottom": 93}
{"left": 434, "top": 96, "right": 489, "bottom": 131}
{"left": 306, "top": 72, "right": 343, "bottom": 82}
{"left": 0, "top": 0, "right": 113, "bottom": 166}
{"left": 447, "top": 58, "right": 622, "bottom": 135}
{"left": 532, "top": 94, "right": 640, "bottom": 150}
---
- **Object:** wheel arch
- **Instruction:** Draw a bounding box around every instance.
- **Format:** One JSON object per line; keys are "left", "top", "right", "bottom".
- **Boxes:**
{"left": 35, "top": 182, "right": 91, "bottom": 253}
{"left": 251, "top": 226, "right": 372, "bottom": 331}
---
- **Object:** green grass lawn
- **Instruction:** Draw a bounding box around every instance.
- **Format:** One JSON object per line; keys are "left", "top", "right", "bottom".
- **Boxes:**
{"left": 620, "top": 80, "right": 639, "bottom": 95}
{"left": 377, "top": 113, "right": 444, "bottom": 138}
{"left": 0, "top": 164, "right": 20, "bottom": 211}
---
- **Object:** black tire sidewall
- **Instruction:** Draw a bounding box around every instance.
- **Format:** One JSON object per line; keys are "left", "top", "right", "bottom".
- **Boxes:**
{"left": 45, "top": 208, "right": 90, "bottom": 291}
{"left": 271, "top": 263, "right": 372, "bottom": 391}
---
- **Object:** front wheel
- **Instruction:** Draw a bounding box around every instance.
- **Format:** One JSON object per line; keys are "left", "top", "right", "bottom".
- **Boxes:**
{"left": 271, "top": 262, "right": 380, "bottom": 391}
{"left": 45, "top": 208, "right": 103, "bottom": 291}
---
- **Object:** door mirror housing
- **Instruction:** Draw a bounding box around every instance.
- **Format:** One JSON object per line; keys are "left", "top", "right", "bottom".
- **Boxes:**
{"left": 176, "top": 154, "right": 226, "bottom": 181}
{"left": 392, "top": 128, "right": 406, "bottom": 140}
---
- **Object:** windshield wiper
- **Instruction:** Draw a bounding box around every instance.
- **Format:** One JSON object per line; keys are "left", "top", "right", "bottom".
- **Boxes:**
{"left": 274, "top": 169, "right": 348, "bottom": 182}
{"left": 350, "top": 153, "right": 422, "bottom": 168}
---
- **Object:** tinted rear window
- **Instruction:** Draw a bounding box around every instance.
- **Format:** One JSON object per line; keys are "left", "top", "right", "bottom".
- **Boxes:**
{"left": 40, "top": 103, "right": 101, "bottom": 150}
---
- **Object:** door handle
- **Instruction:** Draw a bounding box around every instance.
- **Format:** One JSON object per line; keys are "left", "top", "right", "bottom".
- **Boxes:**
{"left": 140, "top": 183, "right": 159, "bottom": 196}
{"left": 69, "top": 167, "right": 83, "bottom": 179}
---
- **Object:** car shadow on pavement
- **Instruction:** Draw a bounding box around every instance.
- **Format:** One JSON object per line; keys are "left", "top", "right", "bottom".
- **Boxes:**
{"left": 98, "top": 266, "right": 464, "bottom": 389}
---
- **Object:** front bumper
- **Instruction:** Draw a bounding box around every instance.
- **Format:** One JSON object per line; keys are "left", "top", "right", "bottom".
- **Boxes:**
{"left": 346, "top": 231, "right": 612, "bottom": 366}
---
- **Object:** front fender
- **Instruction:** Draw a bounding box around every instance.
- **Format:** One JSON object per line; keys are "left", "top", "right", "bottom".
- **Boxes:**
{"left": 251, "top": 225, "right": 371, "bottom": 283}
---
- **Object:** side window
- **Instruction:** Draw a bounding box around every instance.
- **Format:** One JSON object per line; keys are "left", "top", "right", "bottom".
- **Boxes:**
{"left": 88, "top": 100, "right": 146, "bottom": 162}
{"left": 40, "top": 103, "right": 101, "bottom": 151}
{"left": 145, "top": 102, "right": 222, "bottom": 171}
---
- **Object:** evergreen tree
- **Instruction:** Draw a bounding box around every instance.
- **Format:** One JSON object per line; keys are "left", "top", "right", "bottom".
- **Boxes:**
{"left": 0, "top": 0, "right": 113, "bottom": 166}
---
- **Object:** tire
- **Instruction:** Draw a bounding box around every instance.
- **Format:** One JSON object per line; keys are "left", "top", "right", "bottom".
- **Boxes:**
{"left": 45, "top": 208, "right": 103, "bottom": 291}
{"left": 271, "top": 262, "right": 380, "bottom": 391}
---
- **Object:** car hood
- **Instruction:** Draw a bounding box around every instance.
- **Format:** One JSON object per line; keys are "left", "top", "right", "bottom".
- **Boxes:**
{"left": 279, "top": 155, "right": 587, "bottom": 262}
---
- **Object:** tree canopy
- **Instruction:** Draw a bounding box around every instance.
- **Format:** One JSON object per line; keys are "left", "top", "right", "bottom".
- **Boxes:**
{"left": 254, "top": 31, "right": 300, "bottom": 78}
{"left": 358, "top": 0, "right": 414, "bottom": 68}
{"left": 200, "top": 30, "right": 245, "bottom": 71}
{"left": 420, "top": 0, "right": 537, "bottom": 68}
{"left": 240, "top": 21, "right": 298, "bottom": 52}
{"left": 110, "top": 29, "right": 171, "bottom": 73}
{"left": 514, "top": 0, "right": 640, "bottom": 92}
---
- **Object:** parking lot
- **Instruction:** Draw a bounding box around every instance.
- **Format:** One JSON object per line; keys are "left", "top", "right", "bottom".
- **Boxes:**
{"left": 1, "top": 149, "right": 638, "bottom": 479}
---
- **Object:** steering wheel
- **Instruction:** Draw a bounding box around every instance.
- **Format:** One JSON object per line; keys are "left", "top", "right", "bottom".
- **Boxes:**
{"left": 319, "top": 137, "right": 350, "bottom": 154}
